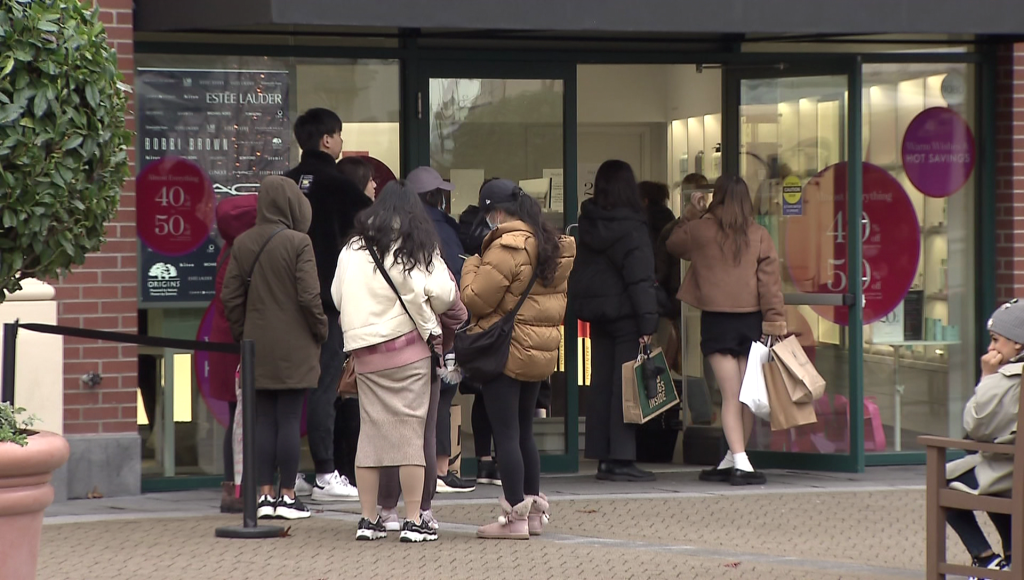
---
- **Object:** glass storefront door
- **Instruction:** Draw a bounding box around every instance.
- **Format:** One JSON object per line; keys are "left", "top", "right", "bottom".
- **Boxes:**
{"left": 727, "top": 65, "right": 866, "bottom": 471}
{"left": 415, "top": 61, "right": 579, "bottom": 473}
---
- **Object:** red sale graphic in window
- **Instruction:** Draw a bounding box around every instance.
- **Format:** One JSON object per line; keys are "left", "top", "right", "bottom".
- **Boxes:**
{"left": 784, "top": 162, "right": 921, "bottom": 326}
{"left": 137, "top": 156, "right": 216, "bottom": 256}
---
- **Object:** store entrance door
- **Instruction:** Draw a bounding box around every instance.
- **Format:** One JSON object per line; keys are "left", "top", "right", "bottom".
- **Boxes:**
{"left": 414, "top": 59, "right": 580, "bottom": 474}
{"left": 726, "top": 63, "right": 866, "bottom": 472}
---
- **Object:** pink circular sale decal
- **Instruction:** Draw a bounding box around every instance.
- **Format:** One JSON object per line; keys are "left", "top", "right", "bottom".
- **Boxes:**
{"left": 901, "top": 107, "right": 975, "bottom": 198}
{"left": 785, "top": 162, "right": 921, "bottom": 326}
{"left": 137, "top": 157, "right": 216, "bottom": 256}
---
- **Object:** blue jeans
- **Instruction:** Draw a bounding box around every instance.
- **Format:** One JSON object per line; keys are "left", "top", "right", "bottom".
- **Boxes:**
{"left": 946, "top": 469, "right": 1012, "bottom": 558}
{"left": 309, "top": 319, "right": 346, "bottom": 474}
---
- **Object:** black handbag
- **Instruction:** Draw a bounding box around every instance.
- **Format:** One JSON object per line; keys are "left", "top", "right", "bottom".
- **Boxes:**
{"left": 454, "top": 270, "right": 539, "bottom": 383}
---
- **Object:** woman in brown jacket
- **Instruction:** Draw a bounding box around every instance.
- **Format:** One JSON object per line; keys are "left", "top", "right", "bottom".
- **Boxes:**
{"left": 222, "top": 175, "right": 329, "bottom": 520}
{"left": 461, "top": 179, "right": 576, "bottom": 540}
{"left": 667, "top": 174, "right": 786, "bottom": 486}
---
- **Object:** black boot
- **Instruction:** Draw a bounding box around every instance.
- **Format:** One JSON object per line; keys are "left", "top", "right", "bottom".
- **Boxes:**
{"left": 596, "top": 460, "right": 655, "bottom": 482}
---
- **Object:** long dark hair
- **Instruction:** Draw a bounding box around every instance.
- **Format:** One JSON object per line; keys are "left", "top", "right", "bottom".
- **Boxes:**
{"left": 594, "top": 160, "right": 643, "bottom": 213}
{"left": 351, "top": 180, "right": 440, "bottom": 275}
{"left": 706, "top": 174, "right": 755, "bottom": 264}
{"left": 337, "top": 156, "right": 372, "bottom": 193}
{"left": 487, "top": 193, "right": 562, "bottom": 287}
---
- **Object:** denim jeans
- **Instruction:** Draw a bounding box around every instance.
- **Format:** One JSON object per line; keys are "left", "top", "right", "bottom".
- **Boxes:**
{"left": 946, "top": 469, "right": 1012, "bottom": 558}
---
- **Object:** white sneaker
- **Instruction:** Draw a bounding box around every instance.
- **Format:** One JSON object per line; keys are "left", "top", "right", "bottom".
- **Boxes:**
{"left": 420, "top": 509, "right": 440, "bottom": 530}
{"left": 380, "top": 507, "right": 402, "bottom": 532}
{"left": 310, "top": 471, "right": 359, "bottom": 502}
{"left": 294, "top": 474, "right": 313, "bottom": 497}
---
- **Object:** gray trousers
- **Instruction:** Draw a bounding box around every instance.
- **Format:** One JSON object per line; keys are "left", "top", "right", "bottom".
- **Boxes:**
{"left": 378, "top": 375, "right": 440, "bottom": 511}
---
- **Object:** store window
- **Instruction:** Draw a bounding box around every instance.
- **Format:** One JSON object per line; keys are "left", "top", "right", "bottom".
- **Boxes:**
{"left": 133, "top": 54, "right": 400, "bottom": 479}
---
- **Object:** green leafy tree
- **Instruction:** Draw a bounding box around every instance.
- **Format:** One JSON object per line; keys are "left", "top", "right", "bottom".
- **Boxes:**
{"left": 0, "top": 0, "right": 131, "bottom": 301}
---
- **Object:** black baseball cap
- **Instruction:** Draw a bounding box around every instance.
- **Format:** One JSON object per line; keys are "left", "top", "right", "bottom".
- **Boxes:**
{"left": 479, "top": 179, "right": 522, "bottom": 209}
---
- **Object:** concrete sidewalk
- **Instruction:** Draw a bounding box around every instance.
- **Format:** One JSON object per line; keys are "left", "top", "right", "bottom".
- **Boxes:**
{"left": 39, "top": 465, "right": 983, "bottom": 579}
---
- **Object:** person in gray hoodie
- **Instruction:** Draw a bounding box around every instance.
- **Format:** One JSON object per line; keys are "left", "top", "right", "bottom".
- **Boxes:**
{"left": 944, "top": 299, "right": 1024, "bottom": 574}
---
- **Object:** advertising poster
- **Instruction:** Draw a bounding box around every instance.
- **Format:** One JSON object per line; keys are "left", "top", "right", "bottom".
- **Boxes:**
{"left": 784, "top": 162, "right": 921, "bottom": 326}
{"left": 901, "top": 107, "right": 975, "bottom": 199}
{"left": 136, "top": 68, "right": 291, "bottom": 306}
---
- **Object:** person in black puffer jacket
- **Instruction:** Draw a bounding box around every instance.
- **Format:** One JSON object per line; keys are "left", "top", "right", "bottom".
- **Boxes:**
{"left": 569, "top": 159, "right": 659, "bottom": 483}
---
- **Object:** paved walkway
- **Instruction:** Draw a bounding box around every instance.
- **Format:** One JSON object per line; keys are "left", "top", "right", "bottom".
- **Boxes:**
{"left": 39, "top": 465, "right": 987, "bottom": 579}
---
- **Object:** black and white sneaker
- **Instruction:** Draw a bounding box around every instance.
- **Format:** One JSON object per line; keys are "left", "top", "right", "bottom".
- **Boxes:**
{"left": 356, "top": 516, "right": 388, "bottom": 541}
{"left": 399, "top": 518, "right": 438, "bottom": 543}
{"left": 437, "top": 471, "right": 476, "bottom": 493}
{"left": 257, "top": 495, "right": 277, "bottom": 520}
{"left": 968, "top": 554, "right": 1008, "bottom": 580}
{"left": 274, "top": 495, "right": 311, "bottom": 520}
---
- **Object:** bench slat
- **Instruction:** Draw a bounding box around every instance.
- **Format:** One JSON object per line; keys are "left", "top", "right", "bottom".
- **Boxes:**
{"left": 939, "top": 562, "right": 1017, "bottom": 580}
{"left": 938, "top": 489, "right": 1014, "bottom": 514}
{"left": 918, "top": 435, "right": 1015, "bottom": 455}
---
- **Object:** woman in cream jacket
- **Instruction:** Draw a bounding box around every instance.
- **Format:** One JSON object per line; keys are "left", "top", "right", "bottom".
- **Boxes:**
{"left": 332, "top": 180, "right": 457, "bottom": 544}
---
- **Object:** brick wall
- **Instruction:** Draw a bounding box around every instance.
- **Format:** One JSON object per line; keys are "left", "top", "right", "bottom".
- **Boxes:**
{"left": 995, "top": 43, "right": 1024, "bottom": 304}
{"left": 52, "top": 0, "right": 137, "bottom": 436}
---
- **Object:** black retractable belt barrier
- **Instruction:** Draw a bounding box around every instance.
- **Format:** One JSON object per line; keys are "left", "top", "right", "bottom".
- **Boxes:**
{"left": 0, "top": 320, "right": 282, "bottom": 539}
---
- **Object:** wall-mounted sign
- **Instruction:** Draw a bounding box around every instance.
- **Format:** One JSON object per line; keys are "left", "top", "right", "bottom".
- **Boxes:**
{"left": 136, "top": 67, "right": 291, "bottom": 307}
{"left": 901, "top": 107, "right": 975, "bottom": 199}
{"left": 785, "top": 162, "right": 921, "bottom": 326}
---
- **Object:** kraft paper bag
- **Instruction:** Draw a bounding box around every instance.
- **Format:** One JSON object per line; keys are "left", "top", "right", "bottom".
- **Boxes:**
{"left": 622, "top": 347, "right": 680, "bottom": 425}
{"left": 449, "top": 404, "right": 462, "bottom": 474}
{"left": 771, "top": 336, "right": 826, "bottom": 404}
{"left": 764, "top": 355, "right": 817, "bottom": 431}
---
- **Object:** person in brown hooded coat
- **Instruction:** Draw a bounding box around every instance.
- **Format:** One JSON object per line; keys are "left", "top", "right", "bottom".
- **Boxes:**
{"left": 222, "top": 175, "right": 329, "bottom": 521}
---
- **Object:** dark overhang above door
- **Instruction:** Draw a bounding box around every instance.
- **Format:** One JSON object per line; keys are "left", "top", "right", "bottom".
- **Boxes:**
{"left": 134, "top": 0, "right": 1024, "bottom": 36}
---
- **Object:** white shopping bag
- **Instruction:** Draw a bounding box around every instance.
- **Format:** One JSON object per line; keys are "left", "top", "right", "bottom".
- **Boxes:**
{"left": 232, "top": 365, "right": 244, "bottom": 487}
{"left": 739, "top": 340, "right": 771, "bottom": 420}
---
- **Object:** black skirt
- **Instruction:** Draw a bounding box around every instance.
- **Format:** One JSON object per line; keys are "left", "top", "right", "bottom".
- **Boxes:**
{"left": 700, "top": 311, "right": 763, "bottom": 358}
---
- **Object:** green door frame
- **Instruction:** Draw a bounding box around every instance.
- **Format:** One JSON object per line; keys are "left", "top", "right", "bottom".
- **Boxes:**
{"left": 724, "top": 58, "right": 866, "bottom": 473}
{"left": 410, "top": 57, "right": 580, "bottom": 474}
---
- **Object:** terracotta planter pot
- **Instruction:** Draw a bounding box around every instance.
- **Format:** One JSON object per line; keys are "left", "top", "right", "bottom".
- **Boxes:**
{"left": 0, "top": 431, "right": 70, "bottom": 580}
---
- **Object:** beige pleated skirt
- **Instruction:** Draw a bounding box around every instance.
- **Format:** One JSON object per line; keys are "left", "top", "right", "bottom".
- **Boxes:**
{"left": 355, "top": 358, "right": 431, "bottom": 468}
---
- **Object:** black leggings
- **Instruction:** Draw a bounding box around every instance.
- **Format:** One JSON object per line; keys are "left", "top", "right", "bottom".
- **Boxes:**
{"left": 482, "top": 374, "right": 540, "bottom": 506}
{"left": 222, "top": 401, "right": 238, "bottom": 482}
{"left": 472, "top": 395, "right": 493, "bottom": 457}
{"left": 947, "top": 469, "right": 1012, "bottom": 558}
{"left": 255, "top": 389, "right": 307, "bottom": 489}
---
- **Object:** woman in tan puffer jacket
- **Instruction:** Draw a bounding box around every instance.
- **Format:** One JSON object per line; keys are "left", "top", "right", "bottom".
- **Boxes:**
{"left": 461, "top": 179, "right": 575, "bottom": 540}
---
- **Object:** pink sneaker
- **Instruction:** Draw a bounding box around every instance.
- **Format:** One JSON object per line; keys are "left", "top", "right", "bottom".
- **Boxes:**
{"left": 528, "top": 493, "right": 550, "bottom": 536}
{"left": 476, "top": 497, "right": 532, "bottom": 540}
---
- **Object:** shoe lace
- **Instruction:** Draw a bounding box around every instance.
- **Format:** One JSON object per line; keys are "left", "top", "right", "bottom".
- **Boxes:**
{"left": 338, "top": 474, "right": 354, "bottom": 488}
{"left": 420, "top": 510, "right": 439, "bottom": 529}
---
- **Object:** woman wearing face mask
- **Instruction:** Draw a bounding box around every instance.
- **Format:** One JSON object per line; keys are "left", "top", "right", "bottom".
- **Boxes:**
{"left": 460, "top": 179, "right": 576, "bottom": 540}
{"left": 569, "top": 159, "right": 660, "bottom": 483}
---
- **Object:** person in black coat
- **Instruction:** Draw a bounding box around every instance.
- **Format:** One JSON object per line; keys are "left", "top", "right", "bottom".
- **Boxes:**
{"left": 569, "top": 159, "right": 659, "bottom": 482}
{"left": 284, "top": 108, "right": 372, "bottom": 495}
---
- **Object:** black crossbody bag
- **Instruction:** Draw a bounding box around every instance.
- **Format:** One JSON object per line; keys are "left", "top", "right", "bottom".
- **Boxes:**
{"left": 454, "top": 269, "right": 539, "bottom": 383}
{"left": 366, "top": 245, "right": 441, "bottom": 381}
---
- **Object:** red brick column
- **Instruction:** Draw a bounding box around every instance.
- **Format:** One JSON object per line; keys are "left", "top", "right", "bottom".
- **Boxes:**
{"left": 52, "top": 0, "right": 138, "bottom": 436}
{"left": 995, "top": 43, "right": 1024, "bottom": 304}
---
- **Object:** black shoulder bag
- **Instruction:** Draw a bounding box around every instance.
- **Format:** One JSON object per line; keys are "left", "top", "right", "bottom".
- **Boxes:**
{"left": 366, "top": 245, "right": 441, "bottom": 381}
{"left": 454, "top": 269, "right": 539, "bottom": 383}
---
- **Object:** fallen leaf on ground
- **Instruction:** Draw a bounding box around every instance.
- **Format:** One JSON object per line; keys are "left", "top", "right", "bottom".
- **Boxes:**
{"left": 577, "top": 509, "right": 599, "bottom": 514}
{"left": 279, "top": 526, "right": 292, "bottom": 538}
{"left": 723, "top": 562, "right": 741, "bottom": 568}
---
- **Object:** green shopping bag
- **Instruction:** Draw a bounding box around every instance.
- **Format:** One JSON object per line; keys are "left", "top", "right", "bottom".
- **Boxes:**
{"left": 622, "top": 346, "right": 680, "bottom": 424}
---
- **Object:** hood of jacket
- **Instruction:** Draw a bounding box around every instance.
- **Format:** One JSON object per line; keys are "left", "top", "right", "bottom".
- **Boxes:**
{"left": 256, "top": 175, "right": 312, "bottom": 233}
{"left": 215, "top": 195, "right": 258, "bottom": 245}
{"left": 578, "top": 198, "right": 648, "bottom": 252}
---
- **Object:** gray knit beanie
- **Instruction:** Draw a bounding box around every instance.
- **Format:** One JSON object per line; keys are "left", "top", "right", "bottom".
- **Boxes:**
{"left": 987, "top": 299, "right": 1024, "bottom": 345}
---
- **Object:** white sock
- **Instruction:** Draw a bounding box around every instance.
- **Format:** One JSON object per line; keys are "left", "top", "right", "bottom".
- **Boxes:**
{"left": 716, "top": 451, "right": 735, "bottom": 470}
{"left": 733, "top": 452, "right": 754, "bottom": 473}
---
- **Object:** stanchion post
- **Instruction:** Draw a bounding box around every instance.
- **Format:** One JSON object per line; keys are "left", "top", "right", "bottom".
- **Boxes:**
{"left": 1, "top": 322, "right": 18, "bottom": 405}
{"left": 216, "top": 339, "right": 282, "bottom": 539}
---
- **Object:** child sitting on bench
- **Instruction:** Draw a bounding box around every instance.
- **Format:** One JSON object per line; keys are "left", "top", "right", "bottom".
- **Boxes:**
{"left": 946, "top": 299, "right": 1024, "bottom": 574}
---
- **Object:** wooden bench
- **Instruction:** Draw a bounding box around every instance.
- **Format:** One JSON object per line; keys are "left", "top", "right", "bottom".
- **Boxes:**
{"left": 919, "top": 430, "right": 1024, "bottom": 580}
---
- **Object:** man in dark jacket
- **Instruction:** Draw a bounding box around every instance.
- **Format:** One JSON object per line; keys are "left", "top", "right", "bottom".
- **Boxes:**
{"left": 284, "top": 107, "right": 371, "bottom": 501}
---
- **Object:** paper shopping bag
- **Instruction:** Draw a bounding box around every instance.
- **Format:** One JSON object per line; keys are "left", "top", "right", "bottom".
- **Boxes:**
{"left": 771, "top": 336, "right": 826, "bottom": 403}
{"left": 622, "top": 347, "right": 680, "bottom": 425}
{"left": 764, "top": 355, "right": 817, "bottom": 431}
